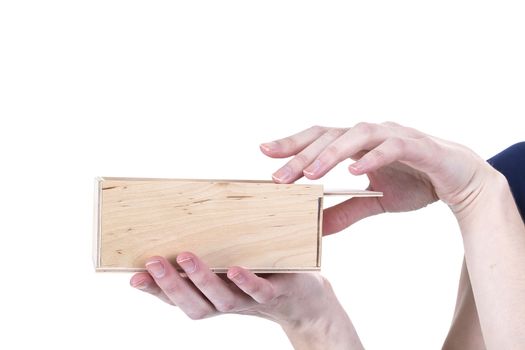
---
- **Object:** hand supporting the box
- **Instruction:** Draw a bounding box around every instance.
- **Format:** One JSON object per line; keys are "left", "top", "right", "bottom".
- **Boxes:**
{"left": 130, "top": 253, "right": 363, "bottom": 350}
{"left": 262, "top": 123, "right": 525, "bottom": 348}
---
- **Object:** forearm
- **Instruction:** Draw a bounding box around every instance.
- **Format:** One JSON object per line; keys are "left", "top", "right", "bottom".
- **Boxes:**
{"left": 454, "top": 169, "right": 525, "bottom": 348}
{"left": 442, "top": 259, "right": 486, "bottom": 350}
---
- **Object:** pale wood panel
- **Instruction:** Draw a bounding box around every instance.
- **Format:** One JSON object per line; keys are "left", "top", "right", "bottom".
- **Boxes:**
{"left": 95, "top": 178, "right": 324, "bottom": 272}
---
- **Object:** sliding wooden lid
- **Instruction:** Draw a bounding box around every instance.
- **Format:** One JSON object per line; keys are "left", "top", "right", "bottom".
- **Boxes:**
{"left": 93, "top": 177, "right": 382, "bottom": 273}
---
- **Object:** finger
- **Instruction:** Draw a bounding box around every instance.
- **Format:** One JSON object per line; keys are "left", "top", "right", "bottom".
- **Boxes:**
{"left": 145, "top": 256, "right": 216, "bottom": 320}
{"left": 303, "top": 122, "right": 393, "bottom": 179}
{"left": 259, "top": 125, "right": 327, "bottom": 159}
{"left": 130, "top": 272, "right": 174, "bottom": 305}
{"left": 348, "top": 121, "right": 426, "bottom": 161}
{"left": 176, "top": 252, "right": 248, "bottom": 313}
{"left": 381, "top": 121, "right": 403, "bottom": 128}
{"left": 272, "top": 128, "right": 347, "bottom": 184}
{"left": 381, "top": 121, "right": 427, "bottom": 139}
{"left": 227, "top": 267, "right": 277, "bottom": 304}
{"left": 323, "top": 196, "right": 384, "bottom": 235}
{"left": 348, "top": 136, "right": 439, "bottom": 176}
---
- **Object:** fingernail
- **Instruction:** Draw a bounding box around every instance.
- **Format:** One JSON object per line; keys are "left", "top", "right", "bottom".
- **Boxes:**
{"left": 229, "top": 272, "right": 244, "bottom": 284}
{"left": 260, "top": 142, "right": 277, "bottom": 152}
{"left": 145, "top": 260, "right": 165, "bottom": 278}
{"left": 272, "top": 165, "right": 293, "bottom": 183}
{"left": 303, "top": 159, "right": 322, "bottom": 176}
{"left": 176, "top": 256, "right": 196, "bottom": 273}
{"left": 131, "top": 278, "right": 148, "bottom": 289}
{"left": 349, "top": 162, "right": 364, "bottom": 173}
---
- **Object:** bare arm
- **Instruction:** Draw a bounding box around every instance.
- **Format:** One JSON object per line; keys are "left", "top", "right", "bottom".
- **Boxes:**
{"left": 443, "top": 259, "right": 486, "bottom": 350}
{"left": 452, "top": 170, "right": 525, "bottom": 348}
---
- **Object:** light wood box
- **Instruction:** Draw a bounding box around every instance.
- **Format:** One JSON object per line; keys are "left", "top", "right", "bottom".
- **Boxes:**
{"left": 93, "top": 177, "right": 381, "bottom": 273}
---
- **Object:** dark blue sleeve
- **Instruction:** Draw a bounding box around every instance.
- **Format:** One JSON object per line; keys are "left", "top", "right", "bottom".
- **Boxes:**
{"left": 487, "top": 142, "right": 525, "bottom": 221}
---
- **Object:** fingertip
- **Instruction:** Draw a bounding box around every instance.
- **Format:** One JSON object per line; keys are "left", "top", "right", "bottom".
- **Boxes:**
{"left": 176, "top": 251, "right": 196, "bottom": 262}
{"left": 175, "top": 252, "right": 201, "bottom": 274}
{"left": 302, "top": 169, "right": 322, "bottom": 180}
{"left": 227, "top": 267, "right": 240, "bottom": 279}
{"left": 145, "top": 255, "right": 165, "bottom": 265}
{"left": 271, "top": 173, "right": 294, "bottom": 184}
{"left": 260, "top": 143, "right": 292, "bottom": 159}
{"left": 348, "top": 162, "right": 365, "bottom": 175}
{"left": 302, "top": 169, "right": 315, "bottom": 179}
{"left": 227, "top": 267, "right": 247, "bottom": 284}
{"left": 130, "top": 273, "right": 151, "bottom": 289}
{"left": 271, "top": 174, "right": 284, "bottom": 183}
{"left": 259, "top": 143, "right": 272, "bottom": 154}
{"left": 259, "top": 142, "right": 281, "bottom": 156}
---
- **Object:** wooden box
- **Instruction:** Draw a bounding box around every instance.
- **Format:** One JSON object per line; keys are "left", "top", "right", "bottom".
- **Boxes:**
{"left": 93, "top": 177, "right": 381, "bottom": 273}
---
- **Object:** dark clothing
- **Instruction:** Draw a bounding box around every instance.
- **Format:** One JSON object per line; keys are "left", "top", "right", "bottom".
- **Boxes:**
{"left": 488, "top": 142, "right": 525, "bottom": 220}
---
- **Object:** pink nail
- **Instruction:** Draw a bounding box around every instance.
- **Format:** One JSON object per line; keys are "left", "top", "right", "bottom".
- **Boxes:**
{"left": 272, "top": 165, "right": 293, "bottom": 183}
{"left": 304, "top": 159, "right": 321, "bottom": 176}
{"left": 131, "top": 278, "right": 148, "bottom": 289}
{"left": 145, "top": 260, "right": 165, "bottom": 278}
{"left": 229, "top": 272, "right": 244, "bottom": 284}
{"left": 349, "top": 162, "right": 364, "bottom": 173}
{"left": 176, "top": 257, "right": 196, "bottom": 274}
{"left": 260, "top": 142, "right": 277, "bottom": 152}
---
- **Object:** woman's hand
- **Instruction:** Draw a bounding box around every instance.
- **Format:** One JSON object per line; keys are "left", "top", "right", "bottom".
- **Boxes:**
{"left": 260, "top": 123, "right": 500, "bottom": 234}
{"left": 130, "top": 252, "right": 363, "bottom": 350}
{"left": 262, "top": 123, "right": 525, "bottom": 347}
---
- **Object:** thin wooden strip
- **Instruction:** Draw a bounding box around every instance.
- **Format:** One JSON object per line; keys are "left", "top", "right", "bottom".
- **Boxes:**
{"left": 95, "top": 267, "right": 321, "bottom": 273}
{"left": 323, "top": 190, "right": 383, "bottom": 196}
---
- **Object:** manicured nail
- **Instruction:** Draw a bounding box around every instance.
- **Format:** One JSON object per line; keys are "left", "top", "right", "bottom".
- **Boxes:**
{"left": 176, "top": 256, "right": 196, "bottom": 273}
{"left": 132, "top": 279, "right": 148, "bottom": 289}
{"left": 145, "top": 260, "right": 165, "bottom": 278}
{"left": 272, "top": 165, "right": 293, "bottom": 183}
{"left": 260, "top": 142, "right": 277, "bottom": 152}
{"left": 229, "top": 272, "right": 244, "bottom": 284}
{"left": 303, "top": 159, "right": 322, "bottom": 177}
{"left": 349, "top": 161, "right": 364, "bottom": 173}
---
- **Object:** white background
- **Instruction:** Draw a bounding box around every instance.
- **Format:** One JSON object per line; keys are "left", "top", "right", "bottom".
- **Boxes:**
{"left": 1, "top": 1, "right": 524, "bottom": 349}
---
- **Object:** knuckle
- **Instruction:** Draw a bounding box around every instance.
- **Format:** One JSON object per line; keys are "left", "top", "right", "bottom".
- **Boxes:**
{"left": 419, "top": 136, "right": 440, "bottom": 155}
{"left": 353, "top": 122, "right": 375, "bottom": 135}
{"left": 278, "top": 136, "right": 297, "bottom": 151}
{"left": 291, "top": 152, "right": 310, "bottom": 167}
{"left": 323, "top": 144, "right": 341, "bottom": 161}
{"left": 246, "top": 282, "right": 261, "bottom": 295}
{"left": 164, "top": 282, "right": 180, "bottom": 295}
{"left": 325, "top": 128, "right": 344, "bottom": 139}
{"left": 413, "top": 135, "right": 432, "bottom": 151}
{"left": 381, "top": 121, "right": 401, "bottom": 128}
{"left": 388, "top": 136, "right": 406, "bottom": 151}
{"left": 258, "top": 293, "right": 275, "bottom": 304}
{"left": 194, "top": 273, "right": 212, "bottom": 289}
{"left": 420, "top": 135, "right": 435, "bottom": 147}
{"left": 405, "top": 127, "right": 424, "bottom": 138}
{"left": 310, "top": 125, "right": 325, "bottom": 133}
{"left": 215, "top": 300, "right": 236, "bottom": 313}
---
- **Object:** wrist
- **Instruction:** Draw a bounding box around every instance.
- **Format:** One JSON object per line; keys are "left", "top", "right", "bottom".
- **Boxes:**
{"left": 452, "top": 166, "right": 511, "bottom": 230}
{"left": 450, "top": 165, "right": 508, "bottom": 225}
{"left": 280, "top": 295, "right": 363, "bottom": 350}
{"left": 282, "top": 312, "right": 363, "bottom": 350}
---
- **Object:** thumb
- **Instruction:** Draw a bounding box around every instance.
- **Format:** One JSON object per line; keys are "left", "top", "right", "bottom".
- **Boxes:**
{"left": 323, "top": 196, "right": 384, "bottom": 235}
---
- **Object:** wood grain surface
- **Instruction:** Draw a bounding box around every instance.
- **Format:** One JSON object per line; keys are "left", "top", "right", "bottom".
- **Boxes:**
{"left": 94, "top": 177, "right": 324, "bottom": 272}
